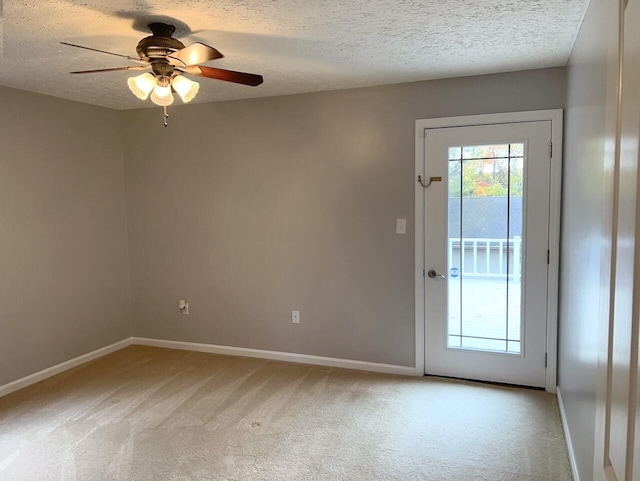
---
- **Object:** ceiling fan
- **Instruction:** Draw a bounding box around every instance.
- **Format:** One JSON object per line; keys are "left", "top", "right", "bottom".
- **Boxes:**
{"left": 62, "top": 22, "right": 263, "bottom": 111}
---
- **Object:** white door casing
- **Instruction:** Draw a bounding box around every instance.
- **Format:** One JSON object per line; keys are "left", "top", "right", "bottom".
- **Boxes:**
{"left": 414, "top": 110, "right": 563, "bottom": 393}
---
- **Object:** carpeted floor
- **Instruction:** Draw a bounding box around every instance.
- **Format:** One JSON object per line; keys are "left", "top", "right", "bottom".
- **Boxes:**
{"left": 0, "top": 346, "right": 572, "bottom": 481}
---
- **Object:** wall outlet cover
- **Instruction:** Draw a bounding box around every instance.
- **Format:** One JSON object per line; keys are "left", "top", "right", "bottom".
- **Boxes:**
{"left": 179, "top": 300, "right": 189, "bottom": 315}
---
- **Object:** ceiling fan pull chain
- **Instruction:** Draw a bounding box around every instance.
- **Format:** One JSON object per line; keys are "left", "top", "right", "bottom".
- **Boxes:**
{"left": 163, "top": 106, "right": 169, "bottom": 127}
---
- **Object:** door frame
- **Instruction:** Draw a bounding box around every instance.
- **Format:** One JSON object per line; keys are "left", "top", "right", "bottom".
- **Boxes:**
{"left": 414, "top": 109, "right": 564, "bottom": 392}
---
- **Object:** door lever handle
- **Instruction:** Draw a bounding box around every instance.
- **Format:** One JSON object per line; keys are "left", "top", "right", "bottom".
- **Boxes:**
{"left": 427, "top": 269, "right": 446, "bottom": 279}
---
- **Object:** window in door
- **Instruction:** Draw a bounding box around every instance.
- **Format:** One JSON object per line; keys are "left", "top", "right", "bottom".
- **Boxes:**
{"left": 447, "top": 144, "right": 524, "bottom": 354}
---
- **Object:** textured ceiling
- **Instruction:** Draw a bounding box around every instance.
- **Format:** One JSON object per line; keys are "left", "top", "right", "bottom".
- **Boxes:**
{"left": 0, "top": 0, "right": 589, "bottom": 110}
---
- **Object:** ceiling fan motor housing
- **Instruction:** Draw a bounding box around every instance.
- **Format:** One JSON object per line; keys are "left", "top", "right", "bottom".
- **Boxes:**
{"left": 136, "top": 23, "right": 185, "bottom": 79}
{"left": 136, "top": 23, "right": 185, "bottom": 61}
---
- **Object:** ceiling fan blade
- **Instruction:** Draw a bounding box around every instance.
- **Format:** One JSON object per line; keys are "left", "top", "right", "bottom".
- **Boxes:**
{"left": 168, "top": 42, "right": 224, "bottom": 66}
{"left": 60, "top": 42, "right": 147, "bottom": 64}
{"left": 70, "top": 66, "right": 151, "bottom": 74}
{"left": 184, "top": 66, "right": 263, "bottom": 86}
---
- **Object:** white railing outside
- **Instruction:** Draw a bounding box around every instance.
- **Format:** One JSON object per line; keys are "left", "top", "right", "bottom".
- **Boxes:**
{"left": 447, "top": 236, "right": 522, "bottom": 281}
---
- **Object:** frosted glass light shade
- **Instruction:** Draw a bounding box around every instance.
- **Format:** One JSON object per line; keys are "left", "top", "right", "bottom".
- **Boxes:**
{"left": 127, "top": 73, "right": 156, "bottom": 100}
{"left": 150, "top": 85, "right": 174, "bottom": 106}
{"left": 171, "top": 75, "right": 200, "bottom": 103}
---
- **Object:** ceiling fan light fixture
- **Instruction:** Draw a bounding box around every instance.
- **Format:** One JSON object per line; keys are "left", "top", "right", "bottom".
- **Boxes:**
{"left": 150, "top": 84, "right": 175, "bottom": 106}
{"left": 64, "top": 22, "right": 262, "bottom": 126}
{"left": 127, "top": 73, "right": 156, "bottom": 100}
{"left": 171, "top": 75, "right": 200, "bottom": 103}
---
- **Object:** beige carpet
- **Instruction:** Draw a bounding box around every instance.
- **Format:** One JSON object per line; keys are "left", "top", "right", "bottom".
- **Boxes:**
{"left": 0, "top": 346, "right": 572, "bottom": 481}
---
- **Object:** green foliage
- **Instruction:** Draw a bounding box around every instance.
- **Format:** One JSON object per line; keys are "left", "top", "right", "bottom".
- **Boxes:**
{"left": 449, "top": 158, "right": 523, "bottom": 198}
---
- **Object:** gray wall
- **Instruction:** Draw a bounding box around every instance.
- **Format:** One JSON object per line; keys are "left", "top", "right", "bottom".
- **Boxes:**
{"left": 559, "top": 0, "right": 608, "bottom": 478}
{"left": 121, "top": 67, "right": 566, "bottom": 367}
{"left": 0, "top": 86, "right": 132, "bottom": 386}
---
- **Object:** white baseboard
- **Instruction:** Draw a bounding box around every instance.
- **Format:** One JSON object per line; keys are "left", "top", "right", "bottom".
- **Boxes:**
{"left": 557, "top": 387, "right": 581, "bottom": 481}
{"left": 0, "top": 338, "right": 133, "bottom": 398}
{"left": 132, "top": 337, "right": 417, "bottom": 376}
{"left": 0, "top": 336, "right": 417, "bottom": 399}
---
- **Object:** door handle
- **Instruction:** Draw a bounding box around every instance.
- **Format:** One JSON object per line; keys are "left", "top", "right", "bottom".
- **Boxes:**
{"left": 427, "top": 269, "right": 446, "bottom": 279}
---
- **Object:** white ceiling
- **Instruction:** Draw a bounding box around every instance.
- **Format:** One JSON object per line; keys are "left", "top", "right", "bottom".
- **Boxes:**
{"left": 0, "top": 1, "right": 589, "bottom": 110}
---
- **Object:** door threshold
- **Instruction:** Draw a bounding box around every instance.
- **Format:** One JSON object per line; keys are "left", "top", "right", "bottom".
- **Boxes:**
{"left": 424, "top": 374, "right": 545, "bottom": 391}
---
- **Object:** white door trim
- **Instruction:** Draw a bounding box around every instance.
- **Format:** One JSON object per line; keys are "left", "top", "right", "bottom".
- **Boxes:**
{"left": 414, "top": 109, "right": 564, "bottom": 392}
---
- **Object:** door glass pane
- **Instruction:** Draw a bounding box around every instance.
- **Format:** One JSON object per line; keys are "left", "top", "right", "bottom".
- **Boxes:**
{"left": 447, "top": 144, "right": 524, "bottom": 354}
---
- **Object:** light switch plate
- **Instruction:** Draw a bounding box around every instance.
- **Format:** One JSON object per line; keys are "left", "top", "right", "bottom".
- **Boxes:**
{"left": 396, "top": 219, "right": 407, "bottom": 234}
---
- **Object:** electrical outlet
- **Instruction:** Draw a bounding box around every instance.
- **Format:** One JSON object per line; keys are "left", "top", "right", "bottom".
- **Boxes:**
{"left": 179, "top": 300, "right": 189, "bottom": 315}
{"left": 292, "top": 310, "right": 300, "bottom": 324}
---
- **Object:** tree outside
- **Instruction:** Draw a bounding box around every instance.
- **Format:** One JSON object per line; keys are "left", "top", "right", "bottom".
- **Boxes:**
{"left": 448, "top": 144, "right": 524, "bottom": 198}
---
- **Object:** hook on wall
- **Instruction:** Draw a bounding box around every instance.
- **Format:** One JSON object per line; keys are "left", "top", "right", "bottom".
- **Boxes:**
{"left": 417, "top": 175, "right": 442, "bottom": 188}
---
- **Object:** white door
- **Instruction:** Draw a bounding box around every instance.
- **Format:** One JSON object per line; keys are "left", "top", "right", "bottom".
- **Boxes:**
{"left": 422, "top": 121, "right": 552, "bottom": 387}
